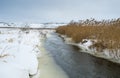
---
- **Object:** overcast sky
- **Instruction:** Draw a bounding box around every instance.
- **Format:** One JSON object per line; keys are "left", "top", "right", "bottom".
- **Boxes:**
{"left": 0, "top": 0, "right": 120, "bottom": 23}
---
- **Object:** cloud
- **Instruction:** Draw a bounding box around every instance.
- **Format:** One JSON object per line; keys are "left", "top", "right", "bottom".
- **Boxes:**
{"left": 0, "top": 0, "right": 120, "bottom": 23}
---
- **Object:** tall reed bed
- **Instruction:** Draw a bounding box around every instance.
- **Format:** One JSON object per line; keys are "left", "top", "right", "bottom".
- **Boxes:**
{"left": 56, "top": 18, "right": 120, "bottom": 50}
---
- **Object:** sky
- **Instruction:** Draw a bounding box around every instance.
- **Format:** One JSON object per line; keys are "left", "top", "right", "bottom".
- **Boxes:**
{"left": 0, "top": 0, "right": 120, "bottom": 23}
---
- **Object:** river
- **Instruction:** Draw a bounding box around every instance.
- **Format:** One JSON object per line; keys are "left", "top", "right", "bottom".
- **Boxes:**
{"left": 43, "top": 31, "right": 120, "bottom": 78}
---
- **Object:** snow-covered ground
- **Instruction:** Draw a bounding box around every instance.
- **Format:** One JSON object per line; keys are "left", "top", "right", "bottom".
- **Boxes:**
{"left": 0, "top": 28, "right": 41, "bottom": 78}
{"left": 0, "top": 22, "right": 11, "bottom": 27}
{"left": 0, "top": 28, "right": 68, "bottom": 78}
{"left": 60, "top": 34, "right": 120, "bottom": 64}
{"left": 0, "top": 22, "right": 66, "bottom": 28}
{"left": 29, "top": 23, "right": 66, "bottom": 28}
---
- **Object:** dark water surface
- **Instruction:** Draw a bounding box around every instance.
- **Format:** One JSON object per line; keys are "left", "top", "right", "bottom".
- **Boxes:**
{"left": 44, "top": 32, "right": 120, "bottom": 78}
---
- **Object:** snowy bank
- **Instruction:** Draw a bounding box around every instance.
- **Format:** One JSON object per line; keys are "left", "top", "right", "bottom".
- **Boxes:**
{"left": 0, "top": 28, "right": 45, "bottom": 78}
{"left": 59, "top": 34, "right": 120, "bottom": 64}
{"left": 0, "top": 28, "right": 68, "bottom": 78}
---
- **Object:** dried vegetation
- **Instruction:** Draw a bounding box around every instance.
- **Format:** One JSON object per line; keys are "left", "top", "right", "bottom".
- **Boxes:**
{"left": 56, "top": 18, "right": 120, "bottom": 50}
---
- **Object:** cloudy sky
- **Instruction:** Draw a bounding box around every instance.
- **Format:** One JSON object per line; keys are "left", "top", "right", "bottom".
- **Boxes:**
{"left": 0, "top": 0, "right": 120, "bottom": 23}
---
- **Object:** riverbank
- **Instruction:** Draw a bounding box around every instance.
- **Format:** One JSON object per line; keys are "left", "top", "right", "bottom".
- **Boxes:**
{"left": 0, "top": 28, "right": 69, "bottom": 78}
{"left": 44, "top": 32, "right": 120, "bottom": 78}
{"left": 37, "top": 37, "right": 69, "bottom": 78}
{"left": 57, "top": 34, "right": 120, "bottom": 64}
{"left": 0, "top": 28, "right": 41, "bottom": 78}
{"left": 56, "top": 18, "right": 120, "bottom": 64}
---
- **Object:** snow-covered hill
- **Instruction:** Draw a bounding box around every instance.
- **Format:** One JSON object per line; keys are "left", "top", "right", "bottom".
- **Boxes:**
{"left": 0, "top": 22, "right": 67, "bottom": 28}
{"left": 29, "top": 23, "right": 66, "bottom": 28}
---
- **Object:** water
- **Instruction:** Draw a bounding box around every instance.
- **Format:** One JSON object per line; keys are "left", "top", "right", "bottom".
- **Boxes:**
{"left": 37, "top": 37, "right": 69, "bottom": 78}
{"left": 44, "top": 32, "right": 120, "bottom": 78}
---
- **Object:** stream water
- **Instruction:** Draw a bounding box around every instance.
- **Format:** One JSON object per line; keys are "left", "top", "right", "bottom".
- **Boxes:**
{"left": 43, "top": 32, "right": 120, "bottom": 78}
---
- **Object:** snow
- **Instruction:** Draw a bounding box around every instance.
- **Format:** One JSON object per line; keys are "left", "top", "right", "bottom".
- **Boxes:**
{"left": 0, "top": 22, "right": 67, "bottom": 28}
{"left": 26, "top": 23, "right": 66, "bottom": 28}
{"left": 27, "top": 24, "right": 44, "bottom": 28}
{"left": 40, "top": 23, "right": 67, "bottom": 28}
{"left": 0, "top": 22, "right": 10, "bottom": 27}
{"left": 0, "top": 62, "right": 29, "bottom": 78}
{"left": 0, "top": 28, "right": 68, "bottom": 78}
{"left": 0, "top": 29, "right": 41, "bottom": 78}
{"left": 78, "top": 39, "right": 93, "bottom": 51}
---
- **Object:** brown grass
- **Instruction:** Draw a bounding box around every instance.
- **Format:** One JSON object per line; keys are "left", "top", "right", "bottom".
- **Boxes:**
{"left": 0, "top": 54, "right": 9, "bottom": 58}
{"left": 8, "top": 39, "right": 13, "bottom": 43}
{"left": 56, "top": 18, "right": 120, "bottom": 50}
